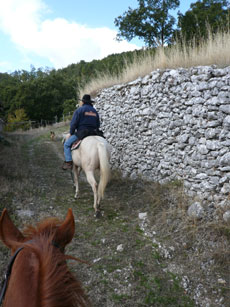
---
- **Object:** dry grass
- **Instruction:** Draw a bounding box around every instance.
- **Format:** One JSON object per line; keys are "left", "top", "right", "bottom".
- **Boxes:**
{"left": 80, "top": 29, "right": 230, "bottom": 98}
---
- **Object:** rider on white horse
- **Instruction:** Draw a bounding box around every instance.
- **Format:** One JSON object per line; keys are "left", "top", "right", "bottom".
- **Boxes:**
{"left": 62, "top": 94, "right": 100, "bottom": 170}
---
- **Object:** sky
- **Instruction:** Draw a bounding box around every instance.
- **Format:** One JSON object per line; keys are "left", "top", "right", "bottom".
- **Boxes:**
{"left": 0, "top": 0, "right": 194, "bottom": 74}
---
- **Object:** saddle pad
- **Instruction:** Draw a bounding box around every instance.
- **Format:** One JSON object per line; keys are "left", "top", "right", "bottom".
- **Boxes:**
{"left": 71, "top": 140, "right": 82, "bottom": 151}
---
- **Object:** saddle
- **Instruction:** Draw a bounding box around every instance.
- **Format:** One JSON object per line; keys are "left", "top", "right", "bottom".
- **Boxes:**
{"left": 71, "top": 129, "right": 105, "bottom": 151}
{"left": 71, "top": 139, "right": 82, "bottom": 151}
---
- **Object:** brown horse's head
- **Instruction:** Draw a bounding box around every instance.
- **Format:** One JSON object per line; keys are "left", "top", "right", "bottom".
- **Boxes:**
{"left": 0, "top": 208, "right": 75, "bottom": 253}
{"left": 0, "top": 209, "right": 90, "bottom": 307}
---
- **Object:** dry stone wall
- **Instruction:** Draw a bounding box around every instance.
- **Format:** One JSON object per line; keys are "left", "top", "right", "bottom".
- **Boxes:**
{"left": 95, "top": 65, "right": 230, "bottom": 208}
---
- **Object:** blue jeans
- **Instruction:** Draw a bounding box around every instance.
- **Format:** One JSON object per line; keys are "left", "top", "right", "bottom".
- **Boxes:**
{"left": 64, "top": 134, "right": 78, "bottom": 162}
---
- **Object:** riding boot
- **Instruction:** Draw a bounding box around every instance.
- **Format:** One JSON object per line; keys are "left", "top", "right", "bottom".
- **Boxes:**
{"left": 62, "top": 161, "right": 73, "bottom": 170}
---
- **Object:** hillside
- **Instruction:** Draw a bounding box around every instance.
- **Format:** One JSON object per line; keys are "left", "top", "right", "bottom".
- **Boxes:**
{"left": 0, "top": 48, "right": 147, "bottom": 125}
{"left": 1, "top": 27, "right": 230, "bottom": 126}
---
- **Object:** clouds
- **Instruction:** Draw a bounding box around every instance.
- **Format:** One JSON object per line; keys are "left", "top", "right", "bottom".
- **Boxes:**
{"left": 0, "top": 0, "right": 139, "bottom": 70}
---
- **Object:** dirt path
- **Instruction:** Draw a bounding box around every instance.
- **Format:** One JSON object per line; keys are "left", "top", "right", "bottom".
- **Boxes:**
{"left": 0, "top": 130, "right": 229, "bottom": 306}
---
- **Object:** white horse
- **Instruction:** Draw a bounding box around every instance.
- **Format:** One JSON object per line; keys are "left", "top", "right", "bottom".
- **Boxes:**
{"left": 71, "top": 136, "right": 111, "bottom": 217}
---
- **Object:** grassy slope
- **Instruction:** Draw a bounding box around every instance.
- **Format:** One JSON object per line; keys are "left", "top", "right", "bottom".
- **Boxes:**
{"left": 80, "top": 30, "right": 230, "bottom": 97}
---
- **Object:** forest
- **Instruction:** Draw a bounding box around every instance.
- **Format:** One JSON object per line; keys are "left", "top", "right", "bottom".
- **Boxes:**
{"left": 0, "top": 51, "right": 138, "bottom": 129}
{"left": 0, "top": 0, "right": 230, "bottom": 130}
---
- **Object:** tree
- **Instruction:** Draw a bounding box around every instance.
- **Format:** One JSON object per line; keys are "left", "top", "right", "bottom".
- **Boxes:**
{"left": 62, "top": 99, "right": 77, "bottom": 116}
{"left": 18, "top": 70, "right": 76, "bottom": 122}
{"left": 177, "top": 0, "right": 230, "bottom": 42}
{"left": 0, "top": 73, "right": 21, "bottom": 120}
{"left": 114, "top": 0, "right": 180, "bottom": 47}
{"left": 5, "top": 108, "right": 29, "bottom": 131}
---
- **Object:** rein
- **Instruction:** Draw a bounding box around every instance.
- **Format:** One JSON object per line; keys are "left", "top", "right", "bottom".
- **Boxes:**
{"left": 0, "top": 247, "right": 24, "bottom": 305}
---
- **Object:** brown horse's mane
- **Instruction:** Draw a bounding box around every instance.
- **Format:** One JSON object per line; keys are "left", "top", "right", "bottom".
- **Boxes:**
{"left": 22, "top": 217, "right": 62, "bottom": 238}
{"left": 18, "top": 217, "right": 90, "bottom": 307}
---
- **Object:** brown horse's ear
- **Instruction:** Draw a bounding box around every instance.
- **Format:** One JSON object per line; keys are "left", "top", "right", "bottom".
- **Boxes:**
{"left": 55, "top": 208, "right": 75, "bottom": 248}
{"left": 0, "top": 208, "right": 25, "bottom": 249}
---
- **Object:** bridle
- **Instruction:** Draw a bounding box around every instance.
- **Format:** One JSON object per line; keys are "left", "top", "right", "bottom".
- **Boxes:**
{"left": 0, "top": 240, "right": 63, "bottom": 306}
{"left": 0, "top": 247, "right": 24, "bottom": 305}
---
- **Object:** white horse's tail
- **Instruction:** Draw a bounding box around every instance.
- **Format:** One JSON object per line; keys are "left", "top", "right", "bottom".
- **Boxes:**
{"left": 97, "top": 142, "right": 110, "bottom": 202}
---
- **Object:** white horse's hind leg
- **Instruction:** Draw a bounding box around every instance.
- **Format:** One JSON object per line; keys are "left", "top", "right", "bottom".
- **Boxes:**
{"left": 85, "top": 170, "right": 98, "bottom": 214}
{"left": 73, "top": 165, "right": 80, "bottom": 198}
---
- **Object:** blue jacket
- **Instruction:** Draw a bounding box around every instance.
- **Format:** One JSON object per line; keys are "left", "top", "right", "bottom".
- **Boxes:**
{"left": 70, "top": 103, "right": 100, "bottom": 135}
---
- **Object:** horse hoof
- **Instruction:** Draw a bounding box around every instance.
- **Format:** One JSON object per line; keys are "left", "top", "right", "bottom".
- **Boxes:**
{"left": 95, "top": 210, "right": 101, "bottom": 218}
